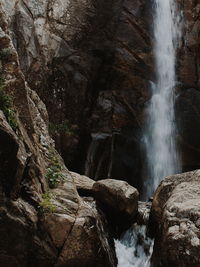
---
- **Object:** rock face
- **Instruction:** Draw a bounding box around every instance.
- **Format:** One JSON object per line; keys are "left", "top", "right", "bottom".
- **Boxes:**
{"left": 93, "top": 179, "right": 139, "bottom": 235}
{"left": 4, "top": 0, "right": 198, "bottom": 193}
{"left": 151, "top": 170, "right": 200, "bottom": 267}
{"left": 55, "top": 198, "right": 117, "bottom": 267}
{"left": 175, "top": 0, "right": 200, "bottom": 173}
{"left": 3, "top": 0, "right": 152, "bottom": 190}
{"left": 0, "top": 5, "right": 116, "bottom": 267}
{"left": 0, "top": 0, "right": 199, "bottom": 265}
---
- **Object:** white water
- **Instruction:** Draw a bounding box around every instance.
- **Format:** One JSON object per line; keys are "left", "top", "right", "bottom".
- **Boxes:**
{"left": 143, "top": 0, "right": 182, "bottom": 199}
{"left": 116, "top": 0, "right": 182, "bottom": 266}
{"left": 115, "top": 224, "right": 154, "bottom": 267}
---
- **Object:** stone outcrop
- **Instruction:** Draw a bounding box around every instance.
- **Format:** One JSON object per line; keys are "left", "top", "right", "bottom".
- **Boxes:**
{"left": 70, "top": 171, "right": 95, "bottom": 196}
{"left": 93, "top": 179, "right": 139, "bottom": 236}
{"left": 54, "top": 197, "right": 117, "bottom": 267}
{"left": 151, "top": 170, "right": 200, "bottom": 267}
{"left": 0, "top": 5, "right": 116, "bottom": 267}
{"left": 41, "top": 191, "right": 117, "bottom": 267}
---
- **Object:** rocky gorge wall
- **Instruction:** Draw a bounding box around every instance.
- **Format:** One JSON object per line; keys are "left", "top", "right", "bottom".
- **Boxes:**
{"left": 0, "top": 2, "right": 118, "bottom": 266}
{"left": 2, "top": 0, "right": 200, "bottom": 193}
{"left": 0, "top": 0, "right": 199, "bottom": 266}
{"left": 5, "top": 0, "right": 199, "bottom": 192}
{"left": 2, "top": 0, "right": 153, "bottom": 189}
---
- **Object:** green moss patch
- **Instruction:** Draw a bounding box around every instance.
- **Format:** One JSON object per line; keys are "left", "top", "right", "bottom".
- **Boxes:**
{"left": 38, "top": 193, "right": 56, "bottom": 214}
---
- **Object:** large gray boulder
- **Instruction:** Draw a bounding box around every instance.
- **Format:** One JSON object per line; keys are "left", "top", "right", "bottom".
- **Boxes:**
{"left": 151, "top": 170, "right": 200, "bottom": 267}
{"left": 93, "top": 179, "right": 139, "bottom": 236}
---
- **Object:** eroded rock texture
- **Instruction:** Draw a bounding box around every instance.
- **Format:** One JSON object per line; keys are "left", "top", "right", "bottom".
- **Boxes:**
{"left": 151, "top": 170, "right": 200, "bottom": 267}
{"left": 0, "top": 3, "right": 117, "bottom": 266}
{"left": 3, "top": 0, "right": 153, "bottom": 191}
{"left": 176, "top": 0, "right": 200, "bottom": 172}
{"left": 5, "top": 0, "right": 199, "bottom": 192}
{"left": 0, "top": 0, "right": 199, "bottom": 265}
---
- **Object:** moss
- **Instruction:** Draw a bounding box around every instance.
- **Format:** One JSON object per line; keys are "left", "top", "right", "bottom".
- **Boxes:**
{"left": 0, "top": 78, "right": 18, "bottom": 131}
{"left": 38, "top": 193, "right": 56, "bottom": 214}
{"left": 46, "top": 150, "right": 65, "bottom": 188}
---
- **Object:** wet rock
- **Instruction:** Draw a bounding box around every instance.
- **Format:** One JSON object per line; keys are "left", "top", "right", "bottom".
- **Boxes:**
{"left": 151, "top": 170, "right": 200, "bottom": 267}
{"left": 137, "top": 201, "right": 151, "bottom": 225}
{"left": 93, "top": 179, "right": 139, "bottom": 236}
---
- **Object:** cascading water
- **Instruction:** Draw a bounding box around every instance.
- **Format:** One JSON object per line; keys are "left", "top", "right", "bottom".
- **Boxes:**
{"left": 115, "top": 0, "right": 182, "bottom": 265}
{"left": 115, "top": 224, "right": 153, "bottom": 267}
{"left": 143, "top": 0, "right": 182, "bottom": 199}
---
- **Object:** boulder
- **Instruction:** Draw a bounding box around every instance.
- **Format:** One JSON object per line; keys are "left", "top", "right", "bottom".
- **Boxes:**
{"left": 151, "top": 170, "right": 200, "bottom": 267}
{"left": 70, "top": 171, "right": 95, "bottom": 196}
{"left": 93, "top": 179, "right": 139, "bottom": 236}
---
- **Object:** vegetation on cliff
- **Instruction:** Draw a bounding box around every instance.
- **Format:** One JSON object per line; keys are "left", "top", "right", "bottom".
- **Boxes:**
{"left": 0, "top": 78, "right": 18, "bottom": 131}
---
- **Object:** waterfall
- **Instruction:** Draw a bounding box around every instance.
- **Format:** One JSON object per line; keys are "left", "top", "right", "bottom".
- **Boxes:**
{"left": 143, "top": 0, "right": 182, "bottom": 199}
{"left": 115, "top": 0, "right": 182, "bottom": 265}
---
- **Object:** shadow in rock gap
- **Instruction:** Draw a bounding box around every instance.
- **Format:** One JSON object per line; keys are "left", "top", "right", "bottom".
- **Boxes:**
{"left": 84, "top": 127, "right": 143, "bottom": 190}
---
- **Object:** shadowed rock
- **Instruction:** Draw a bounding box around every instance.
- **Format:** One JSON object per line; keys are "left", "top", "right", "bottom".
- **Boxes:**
{"left": 70, "top": 171, "right": 95, "bottom": 196}
{"left": 93, "top": 179, "right": 139, "bottom": 236}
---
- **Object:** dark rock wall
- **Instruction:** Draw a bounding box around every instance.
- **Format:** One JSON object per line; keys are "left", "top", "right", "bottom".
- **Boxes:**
{"left": 9, "top": 0, "right": 200, "bottom": 191}
{"left": 176, "top": 0, "right": 200, "bottom": 172}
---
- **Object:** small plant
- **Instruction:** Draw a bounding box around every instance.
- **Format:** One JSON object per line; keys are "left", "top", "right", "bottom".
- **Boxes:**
{"left": 46, "top": 151, "right": 65, "bottom": 188}
{"left": 49, "top": 120, "right": 74, "bottom": 135}
{"left": 46, "top": 165, "right": 65, "bottom": 188}
{"left": 38, "top": 193, "right": 56, "bottom": 214}
{"left": 0, "top": 78, "right": 18, "bottom": 131}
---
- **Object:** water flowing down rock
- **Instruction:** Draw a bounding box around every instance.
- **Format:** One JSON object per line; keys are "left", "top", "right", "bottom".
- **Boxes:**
{"left": 143, "top": 0, "right": 182, "bottom": 199}
{"left": 115, "top": 224, "right": 154, "bottom": 267}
